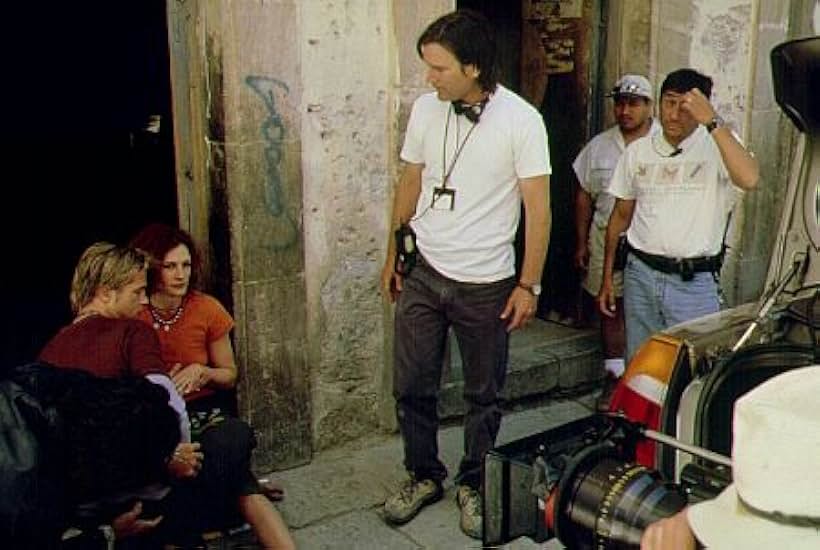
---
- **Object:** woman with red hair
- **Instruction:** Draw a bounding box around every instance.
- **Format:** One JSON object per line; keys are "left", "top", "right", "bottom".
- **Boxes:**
{"left": 130, "top": 223, "right": 293, "bottom": 549}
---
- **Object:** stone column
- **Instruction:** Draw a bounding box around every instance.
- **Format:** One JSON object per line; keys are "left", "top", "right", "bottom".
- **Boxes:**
{"left": 301, "top": 0, "right": 452, "bottom": 450}
{"left": 168, "top": 0, "right": 311, "bottom": 471}
{"left": 299, "top": 0, "right": 398, "bottom": 450}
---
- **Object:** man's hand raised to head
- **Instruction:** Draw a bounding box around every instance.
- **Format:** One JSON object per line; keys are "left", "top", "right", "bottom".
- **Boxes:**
{"left": 679, "top": 88, "right": 716, "bottom": 125}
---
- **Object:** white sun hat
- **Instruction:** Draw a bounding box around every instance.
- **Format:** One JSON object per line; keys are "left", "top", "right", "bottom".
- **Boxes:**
{"left": 687, "top": 365, "right": 820, "bottom": 549}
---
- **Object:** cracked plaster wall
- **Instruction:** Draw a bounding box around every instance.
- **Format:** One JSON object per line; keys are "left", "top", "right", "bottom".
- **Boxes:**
{"left": 301, "top": 0, "right": 394, "bottom": 450}
{"left": 302, "top": 0, "right": 452, "bottom": 450}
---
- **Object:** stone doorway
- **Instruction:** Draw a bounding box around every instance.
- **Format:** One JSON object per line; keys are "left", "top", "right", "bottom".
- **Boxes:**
{"left": 458, "top": 0, "right": 606, "bottom": 325}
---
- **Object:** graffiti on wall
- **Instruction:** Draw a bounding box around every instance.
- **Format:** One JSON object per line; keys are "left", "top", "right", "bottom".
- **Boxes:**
{"left": 246, "top": 75, "right": 298, "bottom": 250}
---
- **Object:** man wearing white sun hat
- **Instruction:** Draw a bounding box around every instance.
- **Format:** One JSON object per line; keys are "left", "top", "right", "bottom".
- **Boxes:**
{"left": 641, "top": 365, "right": 820, "bottom": 549}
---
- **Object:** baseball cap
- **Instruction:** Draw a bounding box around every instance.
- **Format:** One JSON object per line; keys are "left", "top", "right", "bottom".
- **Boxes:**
{"left": 606, "top": 74, "right": 653, "bottom": 100}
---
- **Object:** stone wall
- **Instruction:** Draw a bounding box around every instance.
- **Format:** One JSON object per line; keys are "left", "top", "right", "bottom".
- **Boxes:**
{"left": 601, "top": 0, "right": 653, "bottom": 129}
{"left": 302, "top": 0, "right": 395, "bottom": 451}
{"left": 727, "top": 1, "right": 796, "bottom": 304}
{"left": 301, "top": 0, "right": 454, "bottom": 451}
{"left": 168, "top": 0, "right": 312, "bottom": 470}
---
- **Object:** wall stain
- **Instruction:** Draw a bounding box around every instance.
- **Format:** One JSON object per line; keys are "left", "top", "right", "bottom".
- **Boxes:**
{"left": 246, "top": 75, "right": 298, "bottom": 250}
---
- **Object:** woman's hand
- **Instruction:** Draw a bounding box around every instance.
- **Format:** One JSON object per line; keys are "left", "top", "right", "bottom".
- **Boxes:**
{"left": 111, "top": 501, "right": 163, "bottom": 539}
{"left": 167, "top": 442, "right": 203, "bottom": 479}
{"left": 169, "top": 363, "right": 210, "bottom": 395}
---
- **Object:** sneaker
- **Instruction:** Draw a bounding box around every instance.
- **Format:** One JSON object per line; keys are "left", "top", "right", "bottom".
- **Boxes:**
{"left": 383, "top": 476, "right": 443, "bottom": 525}
{"left": 596, "top": 374, "right": 619, "bottom": 412}
{"left": 456, "top": 485, "right": 482, "bottom": 539}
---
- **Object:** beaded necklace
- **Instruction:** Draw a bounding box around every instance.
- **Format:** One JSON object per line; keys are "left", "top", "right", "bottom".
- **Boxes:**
{"left": 149, "top": 299, "right": 185, "bottom": 332}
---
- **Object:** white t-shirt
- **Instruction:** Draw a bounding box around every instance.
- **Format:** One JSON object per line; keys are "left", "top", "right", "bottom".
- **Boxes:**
{"left": 572, "top": 120, "right": 660, "bottom": 228}
{"left": 401, "top": 85, "right": 551, "bottom": 282}
{"left": 608, "top": 126, "right": 743, "bottom": 258}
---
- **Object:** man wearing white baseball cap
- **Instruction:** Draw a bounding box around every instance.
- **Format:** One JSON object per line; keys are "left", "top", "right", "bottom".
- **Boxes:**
{"left": 641, "top": 366, "right": 820, "bottom": 549}
{"left": 572, "top": 74, "right": 657, "bottom": 411}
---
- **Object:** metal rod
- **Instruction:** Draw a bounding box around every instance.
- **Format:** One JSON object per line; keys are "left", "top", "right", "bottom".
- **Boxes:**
{"left": 642, "top": 428, "right": 732, "bottom": 467}
{"left": 732, "top": 251, "right": 808, "bottom": 352}
{"left": 732, "top": 321, "right": 760, "bottom": 352}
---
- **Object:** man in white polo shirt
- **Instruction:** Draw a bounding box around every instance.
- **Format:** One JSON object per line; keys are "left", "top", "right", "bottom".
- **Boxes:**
{"left": 573, "top": 74, "right": 657, "bottom": 409}
{"left": 379, "top": 10, "right": 551, "bottom": 539}
{"left": 598, "top": 68, "right": 758, "bottom": 362}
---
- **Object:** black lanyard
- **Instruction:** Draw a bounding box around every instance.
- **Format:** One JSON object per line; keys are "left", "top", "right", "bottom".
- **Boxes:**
{"left": 440, "top": 106, "right": 478, "bottom": 190}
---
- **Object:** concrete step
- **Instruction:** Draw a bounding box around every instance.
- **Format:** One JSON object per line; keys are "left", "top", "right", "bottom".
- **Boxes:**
{"left": 439, "top": 319, "right": 603, "bottom": 419}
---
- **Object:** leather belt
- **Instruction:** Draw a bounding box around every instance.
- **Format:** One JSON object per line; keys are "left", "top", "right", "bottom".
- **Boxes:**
{"left": 628, "top": 244, "right": 722, "bottom": 281}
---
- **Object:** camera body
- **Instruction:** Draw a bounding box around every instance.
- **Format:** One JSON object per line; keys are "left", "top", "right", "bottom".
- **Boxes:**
{"left": 484, "top": 413, "right": 696, "bottom": 549}
{"left": 483, "top": 292, "right": 820, "bottom": 548}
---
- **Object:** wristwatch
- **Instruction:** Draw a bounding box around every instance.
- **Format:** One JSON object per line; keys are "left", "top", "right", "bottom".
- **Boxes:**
{"left": 518, "top": 282, "right": 542, "bottom": 297}
{"left": 705, "top": 115, "right": 725, "bottom": 133}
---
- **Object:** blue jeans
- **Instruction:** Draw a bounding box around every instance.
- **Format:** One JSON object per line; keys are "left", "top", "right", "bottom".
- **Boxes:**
{"left": 623, "top": 254, "right": 720, "bottom": 363}
{"left": 393, "top": 257, "right": 515, "bottom": 489}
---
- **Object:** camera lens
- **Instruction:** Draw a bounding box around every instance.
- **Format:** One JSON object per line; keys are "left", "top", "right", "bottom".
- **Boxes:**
{"left": 552, "top": 445, "right": 686, "bottom": 549}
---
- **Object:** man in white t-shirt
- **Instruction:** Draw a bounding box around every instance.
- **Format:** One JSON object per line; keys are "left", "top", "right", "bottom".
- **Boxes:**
{"left": 572, "top": 74, "right": 657, "bottom": 410}
{"left": 598, "top": 69, "right": 758, "bottom": 362}
{"left": 379, "top": 10, "right": 551, "bottom": 539}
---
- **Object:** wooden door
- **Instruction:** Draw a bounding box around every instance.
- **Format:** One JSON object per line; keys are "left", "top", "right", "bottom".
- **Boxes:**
{"left": 521, "top": 0, "right": 604, "bottom": 324}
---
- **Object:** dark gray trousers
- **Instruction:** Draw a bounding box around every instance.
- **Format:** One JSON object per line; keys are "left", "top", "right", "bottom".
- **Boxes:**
{"left": 393, "top": 258, "right": 514, "bottom": 489}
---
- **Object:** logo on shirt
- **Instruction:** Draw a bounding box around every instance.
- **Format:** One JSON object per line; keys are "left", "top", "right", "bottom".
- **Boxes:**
{"left": 659, "top": 164, "right": 680, "bottom": 184}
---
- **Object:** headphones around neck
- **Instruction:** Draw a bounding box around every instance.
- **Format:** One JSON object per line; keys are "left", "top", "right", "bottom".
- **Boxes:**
{"left": 452, "top": 97, "right": 488, "bottom": 124}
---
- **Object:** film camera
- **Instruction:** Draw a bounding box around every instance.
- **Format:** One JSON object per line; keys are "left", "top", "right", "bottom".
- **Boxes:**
{"left": 483, "top": 413, "right": 729, "bottom": 549}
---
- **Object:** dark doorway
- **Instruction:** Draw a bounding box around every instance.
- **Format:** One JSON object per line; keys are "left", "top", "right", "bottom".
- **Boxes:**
{"left": 458, "top": 0, "right": 604, "bottom": 323}
{"left": 1, "top": 1, "right": 177, "bottom": 369}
